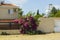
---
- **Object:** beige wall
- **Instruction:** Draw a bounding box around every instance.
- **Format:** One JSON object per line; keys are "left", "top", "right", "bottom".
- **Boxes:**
{"left": 0, "top": 30, "right": 20, "bottom": 35}
{"left": 38, "top": 17, "right": 60, "bottom": 33}
{"left": 0, "top": 7, "right": 18, "bottom": 19}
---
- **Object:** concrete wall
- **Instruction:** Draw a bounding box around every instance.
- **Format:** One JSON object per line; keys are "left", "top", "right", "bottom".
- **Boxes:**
{"left": 37, "top": 18, "right": 55, "bottom": 33}
{"left": 0, "top": 30, "right": 20, "bottom": 35}
{"left": 38, "top": 17, "right": 60, "bottom": 33}
{"left": 0, "top": 7, "right": 18, "bottom": 19}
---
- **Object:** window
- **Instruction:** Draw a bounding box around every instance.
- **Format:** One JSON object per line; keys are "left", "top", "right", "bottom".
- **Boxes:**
{"left": 8, "top": 9, "right": 13, "bottom": 14}
{"left": 8, "top": 9, "right": 10, "bottom": 14}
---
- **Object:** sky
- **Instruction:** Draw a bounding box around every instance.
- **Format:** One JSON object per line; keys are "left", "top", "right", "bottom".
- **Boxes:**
{"left": 4, "top": 0, "right": 60, "bottom": 14}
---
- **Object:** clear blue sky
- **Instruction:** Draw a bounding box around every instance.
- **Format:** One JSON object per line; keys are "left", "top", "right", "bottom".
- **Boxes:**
{"left": 5, "top": 0, "right": 60, "bottom": 14}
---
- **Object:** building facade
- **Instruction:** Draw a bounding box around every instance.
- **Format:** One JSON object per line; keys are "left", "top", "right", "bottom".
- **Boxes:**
{"left": 0, "top": 1, "right": 19, "bottom": 30}
{"left": 0, "top": 4, "right": 18, "bottom": 19}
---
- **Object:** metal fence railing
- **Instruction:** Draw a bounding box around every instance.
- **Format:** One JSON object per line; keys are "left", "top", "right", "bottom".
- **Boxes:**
{"left": 0, "top": 22, "right": 19, "bottom": 30}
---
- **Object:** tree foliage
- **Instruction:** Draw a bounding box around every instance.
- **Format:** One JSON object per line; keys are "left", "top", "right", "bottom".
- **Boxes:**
{"left": 51, "top": 7, "right": 57, "bottom": 15}
{"left": 48, "top": 7, "right": 60, "bottom": 17}
{"left": 34, "top": 9, "right": 44, "bottom": 20}
{"left": 48, "top": 7, "right": 57, "bottom": 17}
{"left": 55, "top": 10, "right": 60, "bottom": 17}
{"left": 18, "top": 8, "right": 23, "bottom": 18}
{"left": 37, "top": 9, "right": 40, "bottom": 15}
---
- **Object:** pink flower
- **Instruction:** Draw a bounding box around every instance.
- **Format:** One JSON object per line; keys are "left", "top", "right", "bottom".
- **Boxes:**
{"left": 23, "top": 22, "right": 29, "bottom": 29}
{"left": 13, "top": 19, "right": 18, "bottom": 23}
{"left": 18, "top": 18, "right": 24, "bottom": 24}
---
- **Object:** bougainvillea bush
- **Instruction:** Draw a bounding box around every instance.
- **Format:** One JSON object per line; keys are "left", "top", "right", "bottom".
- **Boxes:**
{"left": 13, "top": 16, "right": 38, "bottom": 34}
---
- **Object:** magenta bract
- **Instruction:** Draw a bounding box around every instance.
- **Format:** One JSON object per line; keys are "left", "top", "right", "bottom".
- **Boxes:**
{"left": 18, "top": 18, "right": 24, "bottom": 24}
{"left": 13, "top": 19, "right": 19, "bottom": 23}
{"left": 13, "top": 16, "right": 37, "bottom": 34}
{"left": 23, "top": 22, "right": 29, "bottom": 29}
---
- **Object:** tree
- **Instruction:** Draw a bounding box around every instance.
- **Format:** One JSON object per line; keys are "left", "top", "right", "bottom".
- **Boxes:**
{"left": 34, "top": 9, "right": 43, "bottom": 20}
{"left": 51, "top": 7, "right": 57, "bottom": 15}
{"left": 37, "top": 9, "right": 40, "bottom": 15}
{"left": 18, "top": 8, "right": 23, "bottom": 18}
{"left": 55, "top": 9, "right": 60, "bottom": 17}
{"left": 41, "top": 13, "right": 45, "bottom": 16}
{"left": 48, "top": 7, "right": 57, "bottom": 17}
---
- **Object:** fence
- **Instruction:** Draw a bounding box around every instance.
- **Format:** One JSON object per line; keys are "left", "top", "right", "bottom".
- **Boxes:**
{"left": 0, "top": 19, "right": 19, "bottom": 30}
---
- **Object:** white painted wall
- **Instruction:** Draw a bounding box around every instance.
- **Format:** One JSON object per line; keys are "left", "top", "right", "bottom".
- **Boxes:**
{"left": 54, "top": 20, "right": 60, "bottom": 32}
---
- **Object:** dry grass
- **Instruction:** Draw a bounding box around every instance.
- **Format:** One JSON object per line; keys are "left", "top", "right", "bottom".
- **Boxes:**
{"left": 0, "top": 33, "right": 60, "bottom": 40}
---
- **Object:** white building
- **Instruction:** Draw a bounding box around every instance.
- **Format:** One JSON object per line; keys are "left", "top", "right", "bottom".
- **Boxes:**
{"left": 45, "top": 4, "right": 54, "bottom": 17}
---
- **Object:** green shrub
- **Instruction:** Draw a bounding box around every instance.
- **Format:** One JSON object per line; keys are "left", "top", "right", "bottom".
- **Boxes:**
{"left": 36, "top": 30, "right": 46, "bottom": 34}
{"left": 1, "top": 32, "right": 10, "bottom": 35}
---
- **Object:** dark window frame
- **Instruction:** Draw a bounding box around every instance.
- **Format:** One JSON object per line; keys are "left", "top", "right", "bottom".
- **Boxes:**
{"left": 8, "top": 9, "right": 10, "bottom": 14}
